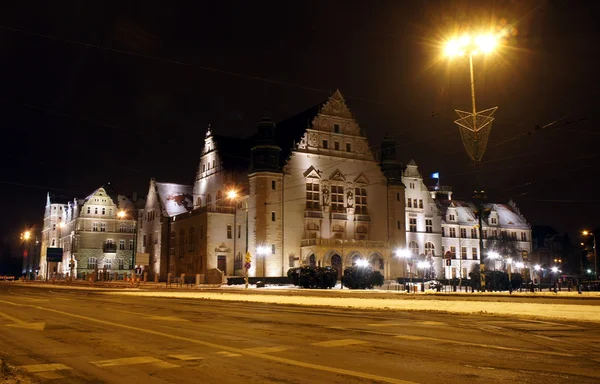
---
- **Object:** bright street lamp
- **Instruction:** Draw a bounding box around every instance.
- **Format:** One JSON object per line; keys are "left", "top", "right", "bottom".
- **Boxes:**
{"left": 256, "top": 246, "right": 269, "bottom": 280}
{"left": 443, "top": 31, "right": 502, "bottom": 293}
{"left": 117, "top": 210, "right": 126, "bottom": 218}
{"left": 22, "top": 231, "right": 31, "bottom": 241}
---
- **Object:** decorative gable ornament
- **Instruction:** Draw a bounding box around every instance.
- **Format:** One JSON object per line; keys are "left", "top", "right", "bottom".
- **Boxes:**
{"left": 303, "top": 165, "right": 321, "bottom": 179}
{"left": 329, "top": 169, "right": 346, "bottom": 182}
{"left": 320, "top": 89, "right": 353, "bottom": 119}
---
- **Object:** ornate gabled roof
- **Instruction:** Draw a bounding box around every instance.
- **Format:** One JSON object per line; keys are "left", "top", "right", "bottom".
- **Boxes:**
{"left": 319, "top": 89, "right": 353, "bottom": 119}
{"left": 403, "top": 159, "right": 421, "bottom": 178}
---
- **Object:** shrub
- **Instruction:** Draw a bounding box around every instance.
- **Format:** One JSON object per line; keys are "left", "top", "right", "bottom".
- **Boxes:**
{"left": 288, "top": 266, "right": 337, "bottom": 289}
{"left": 341, "top": 266, "right": 384, "bottom": 289}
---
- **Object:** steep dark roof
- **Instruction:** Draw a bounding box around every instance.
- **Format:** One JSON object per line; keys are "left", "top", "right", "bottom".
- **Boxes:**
{"left": 275, "top": 102, "right": 325, "bottom": 162}
{"left": 213, "top": 134, "right": 252, "bottom": 173}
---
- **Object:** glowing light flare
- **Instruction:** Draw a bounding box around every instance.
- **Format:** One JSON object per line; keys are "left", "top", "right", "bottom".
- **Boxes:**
{"left": 534, "top": 265, "right": 541, "bottom": 271}
{"left": 22, "top": 231, "right": 31, "bottom": 240}
{"left": 515, "top": 262, "right": 524, "bottom": 268}
{"left": 443, "top": 33, "right": 499, "bottom": 58}
{"left": 256, "top": 246, "right": 269, "bottom": 255}
{"left": 395, "top": 249, "right": 411, "bottom": 258}
{"left": 417, "top": 261, "right": 429, "bottom": 269}
{"left": 582, "top": 230, "right": 592, "bottom": 236}
{"left": 488, "top": 251, "right": 500, "bottom": 260}
{"left": 551, "top": 266, "right": 559, "bottom": 273}
{"left": 356, "top": 259, "right": 369, "bottom": 267}
{"left": 227, "top": 190, "right": 238, "bottom": 200}
{"left": 117, "top": 210, "right": 126, "bottom": 218}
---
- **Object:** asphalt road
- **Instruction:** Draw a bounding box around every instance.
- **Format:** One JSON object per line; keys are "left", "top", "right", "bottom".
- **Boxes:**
{"left": 0, "top": 284, "right": 599, "bottom": 384}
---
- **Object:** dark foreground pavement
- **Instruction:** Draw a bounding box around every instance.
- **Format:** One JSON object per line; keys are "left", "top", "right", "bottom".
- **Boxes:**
{"left": 0, "top": 284, "right": 599, "bottom": 384}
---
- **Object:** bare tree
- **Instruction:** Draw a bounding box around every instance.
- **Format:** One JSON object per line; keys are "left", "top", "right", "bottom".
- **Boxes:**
{"left": 486, "top": 232, "right": 520, "bottom": 260}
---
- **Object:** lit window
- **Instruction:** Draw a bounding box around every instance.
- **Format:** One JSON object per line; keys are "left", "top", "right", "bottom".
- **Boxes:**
{"left": 461, "top": 247, "right": 467, "bottom": 259}
{"left": 409, "top": 218, "right": 417, "bottom": 232}
{"left": 331, "top": 185, "right": 344, "bottom": 212}
{"left": 305, "top": 182, "right": 320, "bottom": 211}
{"left": 354, "top": 187, "right": 367, "bottom": 214}
{"left": 472, "top": 247, "right": 478, "bottom": 260}
{"left": 425, "top": 219, "right": 432, "bottom": 233}
{"left": 408, "top": 241, "right": 419, "bottom": 256}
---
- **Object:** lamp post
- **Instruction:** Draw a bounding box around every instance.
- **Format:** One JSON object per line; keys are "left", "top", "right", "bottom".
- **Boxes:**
{"left": 443, "top": 32, "right": 501, "bottom": 292}
{"left": 227, "top": 190, "right": 249, "bottom": 266}
{"left": 582, "top": 230, "right": 597, "bottom": 279}
{"left": 534, "top": 265, "right": 543, "bottom": 292}
{"left": 395, "top": 248, "right": 412, "bottom": 290}
{"left": 417, "top": 261, "right": 428, "bottom": 292}
{"left": 488, "top": 251, "right": 500, "bottom": 291}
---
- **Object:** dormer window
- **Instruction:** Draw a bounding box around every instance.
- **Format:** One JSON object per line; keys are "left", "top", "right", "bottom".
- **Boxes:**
{"left": 449, "top": 214, "right": 456, "bottom": 221}
{"left": 491, "top": 217, "right": 497, "bottom": 225}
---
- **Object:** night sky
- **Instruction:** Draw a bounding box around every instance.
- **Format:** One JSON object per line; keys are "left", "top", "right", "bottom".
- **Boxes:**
{"left": 1, "top": 0, "right": 599, "bottom": 249}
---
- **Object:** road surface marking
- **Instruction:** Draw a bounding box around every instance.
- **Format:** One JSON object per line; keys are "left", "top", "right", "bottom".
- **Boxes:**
{"left": 0, "top": 311, "right": 46, "bottom": 331}
{"left": 243, "top": 346, "right": 289, "bottom": 354}
{"left": 0, "top": 299, "right": 419, "bottom": 384}
{"left": 215, "top": 351, "right": 242, "bottom": 357}
{"left": 169, "top": 354, "right": 205, "bottom": 361}
{"left": 394, "top": 334, "right": 574, "bottom": 356}
{"left": 311, "top": 339, "right": 368, "bottom": 347}
{"left": 36, "top": 371, "right": 65, "bottom": 379}
{"left": 367, "top": 323, "right": 403, "bottom": 327}
{"left": 90, "top": 356, "right": 179, "bottom": 368}
{"left": 20, "top": 363, "right": 72, "bottom": 373}
{"left": 148, "top": 316, "right": 190, "bottom": 322}
{"left": 418, "top": 321, "right": 445, "bottom": 326}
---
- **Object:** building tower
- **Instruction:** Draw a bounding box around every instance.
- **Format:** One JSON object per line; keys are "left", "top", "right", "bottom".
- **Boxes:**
{"left": 248, "top": 113, "right": 283, "bottom": 278}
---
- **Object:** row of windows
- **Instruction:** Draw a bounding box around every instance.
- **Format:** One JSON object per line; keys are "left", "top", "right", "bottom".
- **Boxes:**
{"left": 442, "top": 228, "right": 527, "bottom": 241}
{"left": 322, "top": 140, "right": 352, "bottom": 152}
{"left": 305, "top": 183, "right": 368, "bottom": 214}
{"left": 86, "top": 206, "right": 114, "bottom": 216}
{"left": 447, "top": 214, "right": 498, "bottom": 225}
{"left": 407, "top": 198, "right": 424, "bottom": 209}
{"left": 407, "top": 219, "right": 433, "bottom": 233}
{"left": 87, "top": 257, "right": 125, "bottom": 269}
{"left": 442, "top": 246, "right": 479, "bottom": 260}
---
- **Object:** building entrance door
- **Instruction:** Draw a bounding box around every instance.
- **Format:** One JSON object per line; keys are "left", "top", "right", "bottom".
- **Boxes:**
{"left": 331, "top": 254, "right": 342, "bottom": 280}
{"left": 217, "top": 255, "right": 227, "bottom": 274}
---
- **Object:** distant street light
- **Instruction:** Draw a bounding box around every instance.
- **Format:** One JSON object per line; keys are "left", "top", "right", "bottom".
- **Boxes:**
{"left": 443, "top": 32, "right": 502, "bottom": 293}
{"left": 395, "top": 248, "right": 412, "bottom": 287}
{"left": 582, "top": 230, "right": 597, "bottom": 279}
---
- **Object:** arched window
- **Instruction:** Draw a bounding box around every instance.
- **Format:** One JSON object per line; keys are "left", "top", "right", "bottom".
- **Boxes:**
{"left": 206, "top": 194, "right": 212, "bottom": 204}
{"left": 178, "top": 229, "right": 185, "bottom": 258}
{"left": 196, "top": 196, "right": 202, "bottom": 207}
{"left": 216, "top": 190, "right": 222, "bottom": 200}
{"left": 309, "top": 254, "right": 316, "bottom": 268}
{"left": 425, "top": 242, "right": 435, "bottom": 257}
{"left": 332, "top": 224, "right": 344, "bottom": 232}
{"left": 188, "top": 226, "right": 195, "bottom": 252}
{"left": 409, "top": 241, "right": 419, "bottom": 256}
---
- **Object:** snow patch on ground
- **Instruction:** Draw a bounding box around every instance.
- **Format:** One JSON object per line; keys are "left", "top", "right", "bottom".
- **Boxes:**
{"left": 103, "top": 290, "right": 600, "bottom": 323}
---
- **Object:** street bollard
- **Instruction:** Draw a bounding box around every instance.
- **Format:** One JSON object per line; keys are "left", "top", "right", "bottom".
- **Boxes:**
{"left": 578, "top": 284, "right": 583, "bottom": 294}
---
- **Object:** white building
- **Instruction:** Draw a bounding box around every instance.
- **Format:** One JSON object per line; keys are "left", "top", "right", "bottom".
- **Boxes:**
{"left": 402, "top": 162, "right": 532, "bottom": 281}
{"left": 39, "top": 185, "right": 141, "bottom": 280}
